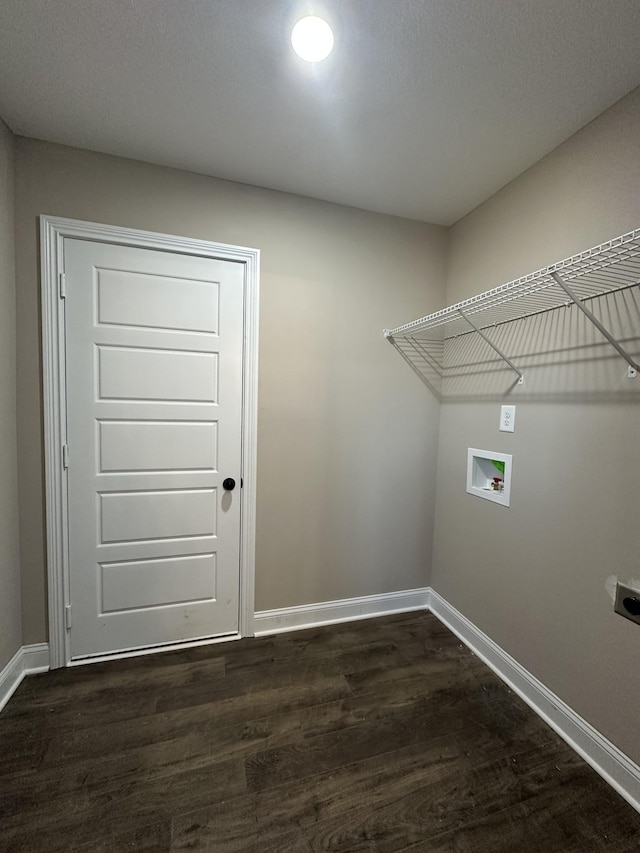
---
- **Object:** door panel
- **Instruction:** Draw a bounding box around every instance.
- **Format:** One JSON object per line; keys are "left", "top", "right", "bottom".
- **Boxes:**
{"left": 99, "top": 488, "right": 217, "bottom": 543}
{"left": 98, "top": 346, "right": 218, "bottom": 402}
{"left": 98, "top": 421, "right": 218, "bottom": 472}
{"left": 96, "top": 268, "right": 219, "bottom": 333}
{"left": 64, "top": 238, "right": 244, "bottom": 658}
{"left": 100, "top": 554, "right": 216, "bottom": 613}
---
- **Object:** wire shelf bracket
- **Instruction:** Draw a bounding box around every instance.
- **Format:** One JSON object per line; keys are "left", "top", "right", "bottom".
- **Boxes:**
{"left": 457, "top": 309, "right": 524, "bottom": 384}
{"left": 550, "top": 270, "right": 640, "bottom": 377}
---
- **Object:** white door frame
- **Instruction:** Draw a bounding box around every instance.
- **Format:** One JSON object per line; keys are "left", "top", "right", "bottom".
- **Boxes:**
{"left": 40, "top": 216, "right": 260, "bottom": 669}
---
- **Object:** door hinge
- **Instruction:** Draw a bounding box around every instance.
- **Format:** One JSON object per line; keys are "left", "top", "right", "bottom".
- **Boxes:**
{"left": 65, "top": 605, "right": 72, "bottom": 630}
{"left": 62, "top": 443, "right": 69, "bottom": 469}
{"left": 59, "top": 272, "right": 67, "bottom": 299}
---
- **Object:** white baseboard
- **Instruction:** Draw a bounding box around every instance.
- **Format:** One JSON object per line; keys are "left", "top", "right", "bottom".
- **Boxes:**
{"left": 254, "top": 587, "right": 430, "bottom": 636}
{"left": 0, "top": 643, "right": 50, "bottom": 713}
{"left": 429, "top": 588, "right": 640, "bottom": 815}
{"left": 0, "top": 647, "right": 24, "bottom": 713}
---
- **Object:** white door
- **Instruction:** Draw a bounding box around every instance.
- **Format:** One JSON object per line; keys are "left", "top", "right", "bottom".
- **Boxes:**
{"left": 64, "top": 238, "right": 244, "bottom": 659}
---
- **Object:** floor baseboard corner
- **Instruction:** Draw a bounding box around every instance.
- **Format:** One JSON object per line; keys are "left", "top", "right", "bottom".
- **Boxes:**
{"left": 428, "top": 588, "right": 640, "bottom": 815}
{"left": 0, "top": 643, "right": 50, "bottom": 713}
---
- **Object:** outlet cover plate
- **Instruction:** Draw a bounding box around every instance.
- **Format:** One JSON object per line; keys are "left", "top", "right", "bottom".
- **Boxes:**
{"left": 614, "top": 582, "right": 640, "bottom": 626}
{"left": 500, "top": 405, "right": 516, "bottom": 432}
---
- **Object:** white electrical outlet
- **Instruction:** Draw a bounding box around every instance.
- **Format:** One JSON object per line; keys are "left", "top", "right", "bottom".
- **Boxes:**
{"left": 500, "top": 405, "right": 516, "bottom": 432}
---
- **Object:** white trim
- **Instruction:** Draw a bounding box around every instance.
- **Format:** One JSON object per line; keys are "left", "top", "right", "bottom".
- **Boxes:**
{"left": 254, "top": 588, "right": 430, "bottom": 636}
{"left": 40, "top": 216, "right": 260, "bottom": 668}
{"left": 0, "top": 648, "right": 25, "bottom": 713}
{"left": 0, "top": 644, "right": 50, "bottom": 713}
{"left": 22, "top": 643, "right": 50, "bottom": 674}
{"left": 239, "top": 246, "right": 259, "bottom": 638}
{"left": 41, "top": 220, "right": 68, "bottom": 670}
{"left": 429, "top": 588, "right": 640, "bottom": 815}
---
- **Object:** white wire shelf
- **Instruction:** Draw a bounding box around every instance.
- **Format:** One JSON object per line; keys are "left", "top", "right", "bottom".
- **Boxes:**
{"left": 386, "top": 228, "right": 640, "bottom": 340}
{"left": 384, "top": 228, "right": 640, "bottom": 394}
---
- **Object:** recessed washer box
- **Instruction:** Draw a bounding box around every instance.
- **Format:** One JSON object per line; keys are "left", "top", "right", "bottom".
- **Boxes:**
{"left": 467, "top": 448, "right": 512, "bottom": 507}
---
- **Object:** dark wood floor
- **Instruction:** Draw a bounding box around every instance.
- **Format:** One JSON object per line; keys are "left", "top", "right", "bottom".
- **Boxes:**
{"left": 1, "top": 612, "right": 640, "bottom": 852}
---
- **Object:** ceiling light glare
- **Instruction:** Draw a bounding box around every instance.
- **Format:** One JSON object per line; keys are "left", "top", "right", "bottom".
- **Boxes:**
{"left": 291, "top": 16, "right": 334, "bottom": 62}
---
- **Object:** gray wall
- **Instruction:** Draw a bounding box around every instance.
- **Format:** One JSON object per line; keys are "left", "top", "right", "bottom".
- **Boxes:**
{"left": 14, "top": 139, "right": 446, "bottom": 645}
{"left": 0, "top": 120, "right": 22, "bottom": 670}
{"left": 433, "top": 87, "right": 640, "bottom": 762}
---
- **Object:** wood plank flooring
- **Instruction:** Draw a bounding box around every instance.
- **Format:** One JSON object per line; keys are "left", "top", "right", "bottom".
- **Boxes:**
{"left": 1, "top": 611, "right": 639, "bottom": 851}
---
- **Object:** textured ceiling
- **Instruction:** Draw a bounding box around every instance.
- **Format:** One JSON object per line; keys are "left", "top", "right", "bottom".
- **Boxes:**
{"left": 1, "top": 1, "right": 639, "bottom": 225}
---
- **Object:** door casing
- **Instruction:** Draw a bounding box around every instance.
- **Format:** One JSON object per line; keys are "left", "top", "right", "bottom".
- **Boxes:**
{"left": 41, "top": 216, "right": 260, "bottom": 669}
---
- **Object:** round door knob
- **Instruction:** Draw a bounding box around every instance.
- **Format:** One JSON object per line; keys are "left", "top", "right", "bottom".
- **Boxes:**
{"left": 223, "top": 478, "right": 236, "bottom": 491}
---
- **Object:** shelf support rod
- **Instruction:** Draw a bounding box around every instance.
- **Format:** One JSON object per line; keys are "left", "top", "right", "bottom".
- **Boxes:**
{"left": 550, "top": 271, "right": 640, "bottom": 374}
{"left": 458, "top": 309, "right": 524, "bottom": 383}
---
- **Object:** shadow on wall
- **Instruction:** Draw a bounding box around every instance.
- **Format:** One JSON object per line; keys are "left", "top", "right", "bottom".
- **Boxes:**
{"left": 388, "top": 285, "right": 640, "bottom": 403}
